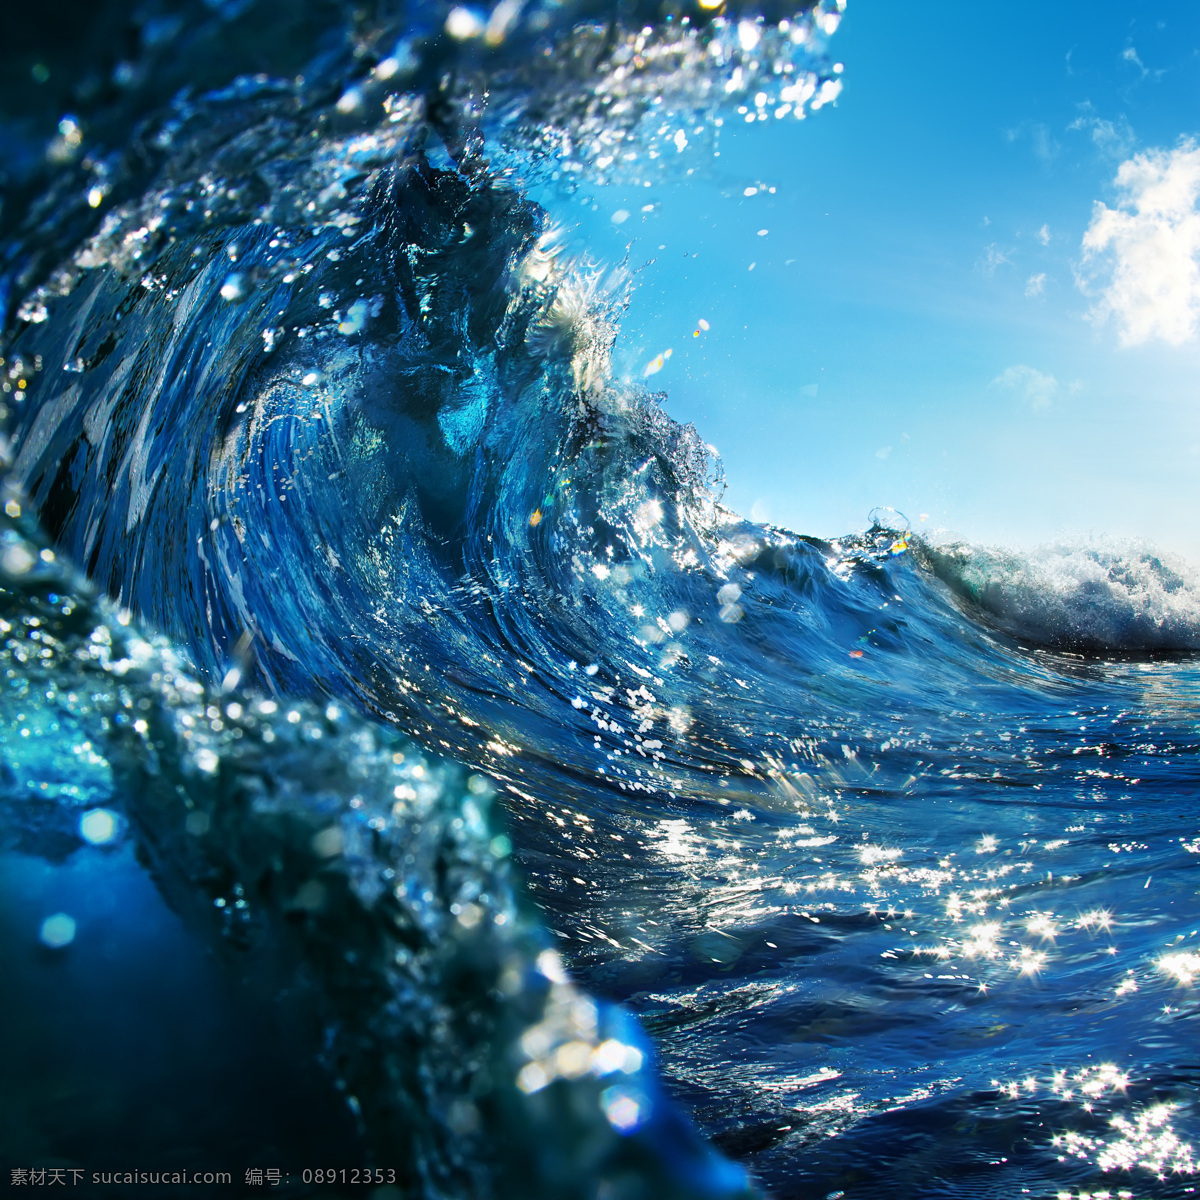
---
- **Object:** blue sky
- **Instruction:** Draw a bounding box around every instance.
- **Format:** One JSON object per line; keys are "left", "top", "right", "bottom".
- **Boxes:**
{"left": 538, "top": 0, "right": 1200, "bottom": 562}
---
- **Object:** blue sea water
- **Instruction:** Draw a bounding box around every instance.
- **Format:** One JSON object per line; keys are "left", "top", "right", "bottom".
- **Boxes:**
{"left": 1, "top": 2, "right": 1199, "bottom": 1197}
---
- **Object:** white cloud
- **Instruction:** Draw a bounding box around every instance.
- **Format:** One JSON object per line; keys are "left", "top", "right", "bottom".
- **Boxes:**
{"left": 1025, "top": 273, "right": 1046, "bottom": 297}
{"left": 1081, "top": 140, "right": 1200, "bottom": 346}
{"left": 980, "top": 243, "right": 1012, "bottom": 277}
{"left": 1037, "top": 224, "right": 1051, "bottom": 245}
{"left": 1068, "top": 105, "right": 1136, "bottom": 159}
{"left": 1006, "top": 121, "right": 1059, "bottom": 164}
{"left": 992, "top": 365, "right": 1058, "bottom": 410}
{"left": 1118, "top": 44, "right": 1165, "bottom": 83}
{"left": 1031, "top": 124, "right": 1058, "bottom": 164}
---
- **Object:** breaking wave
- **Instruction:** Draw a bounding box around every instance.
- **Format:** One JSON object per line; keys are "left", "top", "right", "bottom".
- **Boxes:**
{"left": 2, "top": 2, "right": 1198, "bottom": 1197}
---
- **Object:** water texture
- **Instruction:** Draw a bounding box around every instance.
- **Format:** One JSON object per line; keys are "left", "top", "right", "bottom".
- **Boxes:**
{"left": 1, "top": 2, "right": 1198, "bottom": 1198}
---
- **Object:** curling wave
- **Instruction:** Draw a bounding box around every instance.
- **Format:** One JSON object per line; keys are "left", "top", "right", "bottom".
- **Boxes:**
{"left": 3, "top": 2, "right": 1200, "bottom": 1198}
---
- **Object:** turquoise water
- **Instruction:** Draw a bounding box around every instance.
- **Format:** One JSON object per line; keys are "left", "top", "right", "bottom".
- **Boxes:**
{"left": 1, "top": 3, "right": 1198, "bottom": 1196}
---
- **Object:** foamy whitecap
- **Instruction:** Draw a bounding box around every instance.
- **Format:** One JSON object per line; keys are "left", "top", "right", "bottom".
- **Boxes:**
{"left": 923, "top": 536, "right": 1200, "bottom": 652}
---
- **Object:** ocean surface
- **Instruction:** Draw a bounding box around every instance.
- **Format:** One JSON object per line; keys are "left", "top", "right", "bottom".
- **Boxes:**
{"left": 1, "top": 2, "right": 1198, "bottom": 1197}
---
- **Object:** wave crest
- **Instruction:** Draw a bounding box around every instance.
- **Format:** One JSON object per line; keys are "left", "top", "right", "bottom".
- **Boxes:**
{"left": 922, "top": 537, "right": 1200, "bottom": 653}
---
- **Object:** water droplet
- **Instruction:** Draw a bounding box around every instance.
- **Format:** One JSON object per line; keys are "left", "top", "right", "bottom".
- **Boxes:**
{"left": 79, "top": 808, "right": 119, "bottom": 845}
{"left": 39, "top": 913, "right": 76, "bottom": 949}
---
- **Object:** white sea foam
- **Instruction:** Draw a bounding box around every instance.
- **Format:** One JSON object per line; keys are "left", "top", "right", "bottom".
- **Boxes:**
{"left": 926, "top": 537, "right": 1200, "bottom": 652}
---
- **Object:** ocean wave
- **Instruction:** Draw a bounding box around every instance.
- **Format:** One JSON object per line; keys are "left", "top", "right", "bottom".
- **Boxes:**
{"left": 922, "top": 536, "right": 1200, "bottom": 653}
{"left": 0, "top": 503, "right": 750, "bottom": 1198}
{"left": 4, "top": 3, "right": 1200, "bottom": 1197}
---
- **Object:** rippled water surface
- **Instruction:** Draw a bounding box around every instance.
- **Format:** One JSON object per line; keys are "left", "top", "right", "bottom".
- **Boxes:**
{"left": 1, "top": 2, "right": 1198, "bottom": 1197}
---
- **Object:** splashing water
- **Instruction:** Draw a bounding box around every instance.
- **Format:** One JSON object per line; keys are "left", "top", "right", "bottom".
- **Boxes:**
{"left": 2, "top": 2, "right": 1198, "bottom": 1198}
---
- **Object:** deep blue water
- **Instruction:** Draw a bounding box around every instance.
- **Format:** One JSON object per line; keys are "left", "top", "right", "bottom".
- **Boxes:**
{"left": 1, "top": 2, "right": 1198, "bottom": 1197}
